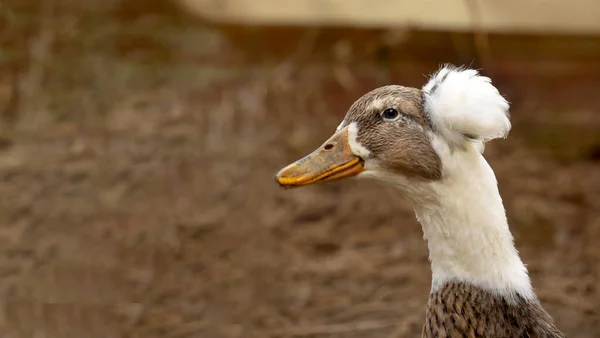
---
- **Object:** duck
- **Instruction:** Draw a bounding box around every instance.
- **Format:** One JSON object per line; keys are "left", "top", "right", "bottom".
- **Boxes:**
{"left": 275, "top": 65, "right": 565, "bottom": 337}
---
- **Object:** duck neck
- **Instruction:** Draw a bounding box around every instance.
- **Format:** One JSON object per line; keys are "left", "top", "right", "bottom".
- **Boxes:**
{"left": 413, "top": 151, "right": 534, "bottom": 302}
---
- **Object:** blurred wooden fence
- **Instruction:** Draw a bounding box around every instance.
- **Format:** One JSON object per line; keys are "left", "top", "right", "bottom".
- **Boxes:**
{"left": 176, "top": 0, "right": 600, "bottom": 34}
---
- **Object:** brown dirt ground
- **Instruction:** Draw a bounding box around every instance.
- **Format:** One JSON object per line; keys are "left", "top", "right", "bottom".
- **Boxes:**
{"left": 1, "top": 1, "right": 599, "bottom": 337}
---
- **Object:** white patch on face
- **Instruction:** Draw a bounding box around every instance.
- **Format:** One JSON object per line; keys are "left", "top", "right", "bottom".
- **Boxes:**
{"left": 369, "top": 98, "right": 386, "bottom": 112}
{"left": 346, "top": 122, "right": 371, "bottom": 158}
{"left": 336, "top": 120, "right": 346, "bottom": 132}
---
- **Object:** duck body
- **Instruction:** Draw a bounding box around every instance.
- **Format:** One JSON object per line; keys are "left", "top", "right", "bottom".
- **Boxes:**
{"left": 275, "top": 65, "right": 565, "bottom": 337}
{"left": 425, "top": 282, "right": 563, "bottom": 337}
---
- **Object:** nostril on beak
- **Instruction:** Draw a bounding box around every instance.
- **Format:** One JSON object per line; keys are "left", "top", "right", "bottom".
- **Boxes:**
{"left": 324, "top": 144, "right": 334, "bottom": 151}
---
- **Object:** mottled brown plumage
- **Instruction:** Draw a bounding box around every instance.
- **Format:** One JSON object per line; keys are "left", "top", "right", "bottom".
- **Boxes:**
{"left": 344, "top": 86, "right": 443, "bottom": 181}
{"left": 424, "top": 282, "right": 564, "bottom": 338}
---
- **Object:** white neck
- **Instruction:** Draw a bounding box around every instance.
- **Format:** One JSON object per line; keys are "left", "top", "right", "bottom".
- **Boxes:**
{"left": 414, "top": 141, "right": 534, "bottom": 301}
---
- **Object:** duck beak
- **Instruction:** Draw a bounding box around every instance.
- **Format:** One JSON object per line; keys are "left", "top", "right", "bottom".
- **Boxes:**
{"left": 275, "top": 126, "right": 364, "bottom": 187}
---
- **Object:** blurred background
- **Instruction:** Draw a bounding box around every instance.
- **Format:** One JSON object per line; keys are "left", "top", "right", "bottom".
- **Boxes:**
{"left": 1, "top": 0, "right": 599, "bottom": 337}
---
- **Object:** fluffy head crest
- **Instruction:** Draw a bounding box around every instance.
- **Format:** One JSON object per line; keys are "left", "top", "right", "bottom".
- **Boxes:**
{"left": 422, "top": 65, "right": 511, "bottom": 146}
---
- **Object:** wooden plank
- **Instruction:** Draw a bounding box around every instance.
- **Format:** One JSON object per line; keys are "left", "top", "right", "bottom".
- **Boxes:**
{"left": 176, "top": 0, "right": 600, "bottom": 34}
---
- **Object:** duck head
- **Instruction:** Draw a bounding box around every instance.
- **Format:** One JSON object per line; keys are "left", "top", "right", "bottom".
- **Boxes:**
{"left": 275, "top": 65, "right": 511, "bottom": 200}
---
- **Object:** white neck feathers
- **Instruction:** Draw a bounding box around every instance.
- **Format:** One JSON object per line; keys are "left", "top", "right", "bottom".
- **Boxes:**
{"left": 414, "top": 138, "right": 534, "bottom": 302}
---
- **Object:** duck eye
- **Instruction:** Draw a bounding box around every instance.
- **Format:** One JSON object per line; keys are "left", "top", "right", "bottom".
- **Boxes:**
{"left": 382, "top": 108, "right": 399, "bottom": 120}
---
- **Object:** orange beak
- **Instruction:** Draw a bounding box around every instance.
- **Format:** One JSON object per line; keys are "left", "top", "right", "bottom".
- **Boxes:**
{"left": 275, "top": 126, "right": 364, "bottom": 187}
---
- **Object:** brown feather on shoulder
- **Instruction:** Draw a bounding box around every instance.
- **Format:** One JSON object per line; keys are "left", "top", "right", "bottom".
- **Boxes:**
{"left": 424, "top": 282, "right": 564, "bottom": 338}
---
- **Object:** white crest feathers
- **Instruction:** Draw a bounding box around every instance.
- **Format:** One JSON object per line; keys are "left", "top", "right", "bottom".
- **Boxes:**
{"left": 422, "top": 65, "right": 511, "bottom": 145}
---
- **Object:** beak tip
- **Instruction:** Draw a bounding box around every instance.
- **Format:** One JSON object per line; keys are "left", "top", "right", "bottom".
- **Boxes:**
{"left": 275, "top": 166, "right": 305, "bottom": 189}
{"left": 274, "top": 169, "right": 290, "bottom": 188}
{"left": 274, "top": 173, "right": 282, "bottom": 185}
